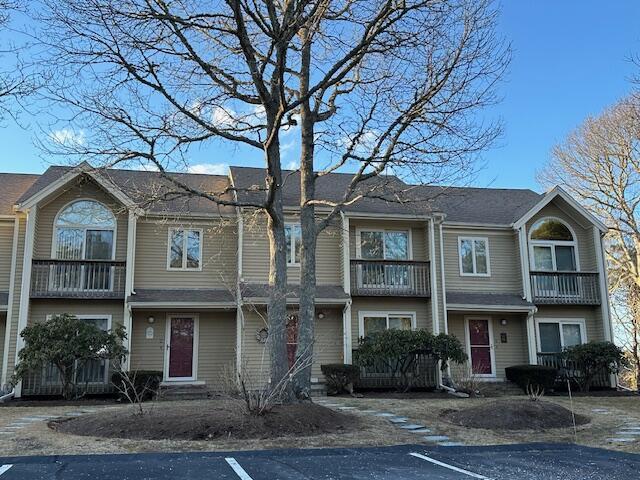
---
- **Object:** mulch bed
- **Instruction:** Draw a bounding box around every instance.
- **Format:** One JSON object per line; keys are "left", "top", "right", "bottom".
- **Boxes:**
{"left": 441, "top": 399, "right": 590, "bottom": 430}
{"left": 50, "top": 401, "right": 360, "bottom": 441}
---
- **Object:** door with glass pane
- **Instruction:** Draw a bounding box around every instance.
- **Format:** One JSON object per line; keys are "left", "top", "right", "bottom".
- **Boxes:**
{"left": 359, "top": 230, "right": 410, "bottom": 290}
{"left": 531, "top": 243, "right": 578, "bottom": 298}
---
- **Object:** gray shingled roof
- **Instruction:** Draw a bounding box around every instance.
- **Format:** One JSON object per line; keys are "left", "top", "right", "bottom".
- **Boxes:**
{"left": 128, "top": 288, "right": 235, "bottom": 304}
{"left": 230, "top": 166, "right": 425, "bottom": 216}
{"left": 16, "top": 165, "right": 236, "bottom": 215}
{"left": 0, "top": 173, "right": 39, "bottom": 215}
{"left": 241, "top": 283, "right": 349, "bottom": 303}
{"left": 413, "top": 185, "right": 542, "bottom": 224}
{"left": 446, "top": 291, "right": 534, "bottom": 308}
{"left": 3, "top": 163, "right": 543, "bottom": 224}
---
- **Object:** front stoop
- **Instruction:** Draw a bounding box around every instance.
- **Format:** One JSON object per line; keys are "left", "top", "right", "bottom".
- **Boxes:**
{"left": 158, "top": 383, "right": 209, "bottom": 401}
{"left": 479, "top": 380, "right": 522, "bottom": 397}
{"left": 310, "top": 383, "right": 327, "bottom": 397}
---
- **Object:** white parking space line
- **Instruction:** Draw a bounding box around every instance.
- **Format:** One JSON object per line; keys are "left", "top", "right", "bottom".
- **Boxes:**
{"left": 225, "top": 457, "right": 253, "bottom": 480}
{"left": 0, "top": 465, "right": 12, "bottom": 476}
{"left": 410, "top": 453, "right": 491, "bottom": 479}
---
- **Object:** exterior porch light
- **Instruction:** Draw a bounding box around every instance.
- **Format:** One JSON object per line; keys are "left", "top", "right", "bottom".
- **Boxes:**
{"left": 500, "top": 318, "right": 508, "bottom": 326}
{"left": 147, "top": 315, "right": 155, "bottom": 324}
{"left": 317, "top": 311, "right": 325, "bottom": 320}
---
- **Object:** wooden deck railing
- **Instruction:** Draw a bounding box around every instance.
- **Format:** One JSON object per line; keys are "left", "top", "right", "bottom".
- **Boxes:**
{"left": 353, "top": 350, "right": 438, "bottom": 389}
{"left": 350, "top": 259, "right": 431, "bottom": 297}
{"left": 21, "top": 360, "right": 116, "bottom": 396}
{"left": 530, "top": 271, "right": 600, "bottom": 305}
{"left": 537, "top": 352, "right": 610, "bottom": 388}
{"left": 31, "top": 259, "right": 126, "bottom": 299}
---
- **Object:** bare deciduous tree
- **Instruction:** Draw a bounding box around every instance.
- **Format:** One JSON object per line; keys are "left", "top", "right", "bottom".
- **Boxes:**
{"left": 33, "top": 0, "right": 508, "bottom": 401}
{"left": 539, "top": 95, "right": 640, "bottom": 388}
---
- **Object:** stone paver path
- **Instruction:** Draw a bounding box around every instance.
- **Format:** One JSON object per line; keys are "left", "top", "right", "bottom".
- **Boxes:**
{"left": 0, "top": 406, "right": 116, "bottom": 437}
{"left": 315, "top": 397, "right": 464, "bottom": 447}
{"left": 590, "top": 407, "right": 640, "bottom": 446}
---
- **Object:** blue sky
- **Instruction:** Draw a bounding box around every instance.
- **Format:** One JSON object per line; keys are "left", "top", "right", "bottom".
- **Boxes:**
{"left": 0, "top": 1, "right": 639, "bottom": 192}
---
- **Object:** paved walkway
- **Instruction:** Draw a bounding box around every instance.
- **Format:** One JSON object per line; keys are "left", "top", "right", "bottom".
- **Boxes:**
{"left": 315, "top": 397, "right": 465, "bottom": 447}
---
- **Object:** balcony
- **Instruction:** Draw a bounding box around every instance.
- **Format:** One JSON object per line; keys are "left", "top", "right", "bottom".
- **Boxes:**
{"left": 530, "top": 271, "right": 600, "bottom": 305}
{"left": 350, "top": 259, "right": 430, "bottom": 297}
{"left": 31, "top": 259, "right": 126, "bottom": 299}
{"left": 537, "top": 352, "right": 610, "bottom": 388}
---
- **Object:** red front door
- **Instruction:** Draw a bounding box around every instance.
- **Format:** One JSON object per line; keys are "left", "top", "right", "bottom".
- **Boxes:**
{"left": 468, "top": 318, "right": 493, "bottom": 375}
{"left": 168, "top": 317, "right": 195, "bottom": 379}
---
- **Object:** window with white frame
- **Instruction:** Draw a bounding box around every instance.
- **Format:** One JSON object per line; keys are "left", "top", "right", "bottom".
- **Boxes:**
{"left": 360, "top": 312, "right": 415, "bottom": 337}
{"left": 168, "top": 228, "right": 202, "bottom": 270}
{"left": 536, "top": 319, "right": 586, "bottom": 353}
{"left": 529, "top": 218, "right": 577, "bottom": 272}
{"left": 358, "top": 229, "right": 410, "bottom": 260}
{"left": 458, "top": 237, "right": 490, "bottom": 276}
{"left": 285, "top": 223, "right": 302, "bottom": 265}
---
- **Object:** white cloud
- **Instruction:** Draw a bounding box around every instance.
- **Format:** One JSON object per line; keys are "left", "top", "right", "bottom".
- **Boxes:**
{"left": 285, "top": 160, "right": 299, "bottom": 171}
{"left": 188, "top": 163, "right": 229, "bottom": 175}
{"left": 211, "top": 106, "right": 236, "bottom": 127}
{"left": 49, "top": 128, "right": 86, "bottom": 146}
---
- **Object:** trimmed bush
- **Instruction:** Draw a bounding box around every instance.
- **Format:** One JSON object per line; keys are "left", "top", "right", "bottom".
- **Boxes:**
{"left": 505, "top": 365, "right": 558, "bottom": 393}
{"left": 111, "top": 370, "right": 162, "bottom": 402}
{"left": 564, "top": 341, "right": 624, "bottom": 392}
{"left": 320, "top": 364, "right": 360, "bottom": 395}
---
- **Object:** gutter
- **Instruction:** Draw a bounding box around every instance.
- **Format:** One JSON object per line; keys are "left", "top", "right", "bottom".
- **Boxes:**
{"left": 0, "top": 388, "right": 14, "bottom": 403}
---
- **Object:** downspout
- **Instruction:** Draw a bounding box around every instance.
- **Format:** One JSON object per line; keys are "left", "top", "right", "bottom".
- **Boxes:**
{"left": 0, "top": 388, "right": 14, "bottom": 403}
{"left": 340, "top": 212, "right": 353, "bottom": 364}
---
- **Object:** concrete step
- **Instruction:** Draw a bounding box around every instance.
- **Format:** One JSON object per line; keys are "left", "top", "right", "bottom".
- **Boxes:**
{"left": 310, "top": 383, "right": 327, "bottom": 397}
{"left": 158, "top": 384, "right": 209, "bottom": 401}
{"left": 480, "top": 381, "right": 523, "bottom": 397}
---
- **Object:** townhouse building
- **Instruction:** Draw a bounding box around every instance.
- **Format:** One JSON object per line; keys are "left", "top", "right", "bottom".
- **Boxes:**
{"left": 0, "top": 163, "right": 614, "bottom": 397}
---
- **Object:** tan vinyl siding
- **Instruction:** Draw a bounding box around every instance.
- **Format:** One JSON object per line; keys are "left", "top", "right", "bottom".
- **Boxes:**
{"left": 5, "top": 217, "right": 25, "bottom": 375}
{"left": 131, "top": 310, "right": 236, "bottom": 385}
{"left": 130, "top": 311, "right": 165, "bottom": 372}
{"left": 34, "top": 179, "right": 128, "bottom": 261}
{"left": 348, "top": 220, "right": 428, "bottom": 261}
{"left": 241, "top": 307, "right": 342, "bottom": 386}
{"left": 28, "top": 300, "right": 125, "bottom": 327}
{"left": 134, "top": 217, "right": 237, "bottom": 289}
{"left": 0, "top": 221, "right": 14, "bottom": 292}
{"left": 350, "top": 297, "right": 431, "bottom": 349}
{"left": 448, "top": 312, "right": 529, "bottom": 379}
{"left": 534, "top": 305, "right": 603, "bottom": 344}
{"left": 241, "top": 211, "right": 342, "bottom": 285}
{"left": 525, "top": 200, "right": 598, "bottom": 271}
{"left": 443, "top": 227, "right": 522, "bottom": 294}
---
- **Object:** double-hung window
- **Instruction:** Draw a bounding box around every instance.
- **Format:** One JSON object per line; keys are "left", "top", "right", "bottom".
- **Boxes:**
{"left": 537, "top": 319, "right": 586, "bottom": 353}
{"left": 285, "top": 224, "right": 302, "bottom": 265}
{"left": 458, "top": 237, "right": 490, "bottom": 276}
{"left": 360, "top": 312, "right": 415, "bottom": 337}
{"left": 168, "top": 228, "right": 202, "bottom": 270}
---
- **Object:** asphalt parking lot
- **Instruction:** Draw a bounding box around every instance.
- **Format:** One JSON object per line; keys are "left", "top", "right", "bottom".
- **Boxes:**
{"left": 0, "top": 443, "right": 637, "bottom": 479}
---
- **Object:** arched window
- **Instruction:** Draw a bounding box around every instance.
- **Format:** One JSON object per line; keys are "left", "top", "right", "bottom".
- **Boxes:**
{"left": 55, "top": 200, "right": 116, "bottom": 260}
{"left": 529, "top": 218, "right": 577, "bottom": 271}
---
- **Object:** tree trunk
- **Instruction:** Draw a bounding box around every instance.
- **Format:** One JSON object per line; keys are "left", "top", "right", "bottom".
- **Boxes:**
{"left": 263, "top": 116, "right": 293, "bottom": 403}
{"left": 293, "top": 32, "right": 317, "bottom": 400}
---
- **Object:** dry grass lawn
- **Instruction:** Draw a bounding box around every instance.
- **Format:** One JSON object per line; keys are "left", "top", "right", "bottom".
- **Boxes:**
{"left": 327, "top": 394, "right": 640, "bottom": 453}
{"left": 0, "top": 400, "right": 415, "bottom": 457}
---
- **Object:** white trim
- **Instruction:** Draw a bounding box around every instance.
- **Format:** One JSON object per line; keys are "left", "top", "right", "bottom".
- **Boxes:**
{"left": 458, "top": 236, "right": 491, "bottom": 277}
{"left": 342, "top": 300, "right": 353, "bottom": 364}
{"left": 594, "top": 227, "right": 613, "bottom": 342}
{"left": 428, "top": 219, "right": 439, "bottom": 334}
{"left": 443, "top": 222, "right": 512, "bottom": 230}
{"left": 236, "top": 210, "right": 244, "bottom": 378}
{"left": 51, "top": 198, "right": 117, "bottom": 261}
{"left": 237, "top": 211, "right": 244, "bottom": 283}
{"left": 512, "top": 186, "right": 608, "bottom": 233}
{"left": 243, "top": 296, "right": 349, "bottom": 306}
{"left": 166, "top": 227, "right": 203, "bottom": 271}
{"left": 526, "top": 311, "right": 537, "bottom": 364}
{"left": 357, "top": 310, "right": 417, "bottom": 338}
{"left": 15, "top": 164, "right": 139, "bottom": 212}
{"left": 447, "top": 303, "right": 536, "bottom": 313}
{"left": 284, "top": 222, "right": 302, "bottom": 266}
{"left": 341, "top": 212, "right": 350, "bottom": 294}
{"left": 122, "top": 211, "right": 137, "bottom": 370}
{"left": 14, "top": 206, "right": 37, "bottom": 398}
{"left": 528, "top": 216, "right": 580, "bottom": 271}
{"left": 464, "top": 316, "right": 496, "bottom": 378}
{"left": 164, "top": 314, "right": 199, "bottom": 382}
{"left": 438, "top": 221, "right": 448, "bottom": 334}
{"left": 343, "top": 212, "right": 431, "bottom": 221}
{"left": 355, "top": 227, "right": 413, "bottom": 260}
{"left": 1, "top": 217, "right": 19, "bottom": 385}
{"left": 534, "top": 317, "right": 587, "bottom": 352}
{"left": 518, "top": 226, "right": 532, "bottom": 301}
